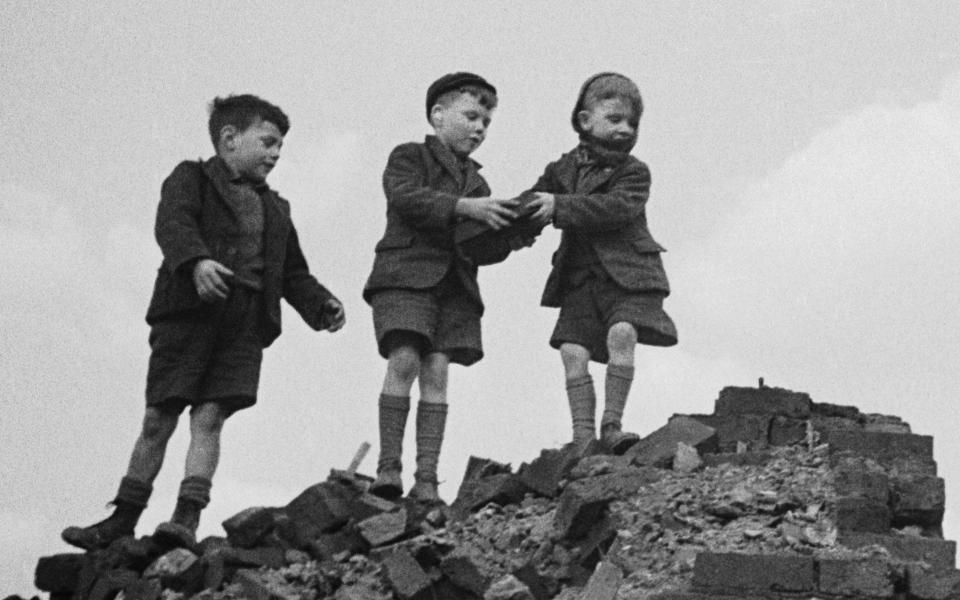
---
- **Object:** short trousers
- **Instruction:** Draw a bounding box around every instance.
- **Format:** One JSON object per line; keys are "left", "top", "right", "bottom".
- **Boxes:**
{"left": 145, "top": 286, "right": 264, "bottom": 414}
{"left": 370, "top": 273, "right": 483, "bottom": 366}
{"left": 550, "top": 267, "right": 677, "bottom": 363}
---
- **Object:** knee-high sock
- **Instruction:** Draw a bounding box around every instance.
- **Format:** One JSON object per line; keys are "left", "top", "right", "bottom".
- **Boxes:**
{"left": 414, "top": 402, "right": 447, "bottom": 483}
{"left": 566, "top": 375, "right": 596, "bottom": 446}
{"left": 377, "top": 394, "right": 410, "bottom": 472}
{"left": 602, "top": 364, "right": 635, "bottom": 431}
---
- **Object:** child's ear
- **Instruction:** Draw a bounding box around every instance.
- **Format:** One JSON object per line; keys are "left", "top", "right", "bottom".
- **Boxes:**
{"left": 218, "top": 125, "right": 238, "bottom": 151}
{"left": 429, "top": 104, "right": 444, "bottom": 128}
{"left": 576, "top": 109, "right": 592, "bottom": 131}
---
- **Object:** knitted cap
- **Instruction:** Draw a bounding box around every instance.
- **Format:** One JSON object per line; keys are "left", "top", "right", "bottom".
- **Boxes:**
{"left": 571, "top": 72, "right": 642, "bottom": 134}
{"left": 425, "top": 72, "right": 497, "bottom": 122}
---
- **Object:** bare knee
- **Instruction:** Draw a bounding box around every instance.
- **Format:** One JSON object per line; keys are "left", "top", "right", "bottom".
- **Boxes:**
{"left": 607, "top": 322, "right": 637, "bottom": 362}
{"left": 190, "top": 403, "right": 227, "bottom": 437}
{"left": 387, "top": 346, "right": 422, "bottom": 385}
{"left": 419, "top": 354, "right": 449, "bottom": 395}
{"left": 140, "top": 408, "right": 177, "bottom": 442}
{"left": 560, "top": 343, "right": 591, "bottom": 380}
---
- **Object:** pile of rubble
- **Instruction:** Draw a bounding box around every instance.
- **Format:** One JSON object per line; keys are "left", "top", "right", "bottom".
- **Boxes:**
{"left": 25, "top": 384, "right": 960, "bottom": 600}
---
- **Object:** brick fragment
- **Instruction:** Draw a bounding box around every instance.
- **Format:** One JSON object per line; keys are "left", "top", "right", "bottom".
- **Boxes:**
{"left": 484, "top": 574, "right": 535, "bottom": 600}
{"left": 281, "top": 482, "right": 357, "bottom": 547}
{"left": 571, "top": 514, "right": 617, "bottom": 570}
{"left": 686, "top": 414, "right": 769, "bottom": 452}
{"left": 517, "top": 446, "right": 580, "bottom": 498}
{"left": 441, "top": 547, "right": 499, "bottom": 596}
{"left": 818, "top": 558, "right": 894, "bottom": 597}
{"left": 555, "top": 469, "right": 660, "bottom": 539}
{"left": 348, "top": 492, "right": 398, "bottom": 522}
{"left": 308, "top": 527, "right": 369, "bottom": 560}
{"left": 34, "top": 553, "right": 86, "bottom": 593}
{"left": 143, "top": 548, "right": 204, "bottom": 591}
{"left": 222, "top": 506, "right": 277, "bottom": 548}
{"left": 890, "top": 474, "right": 946, "bottom": 528}
{"left": 834, "top": 496, "right": 891, "bottom": 533}
{"left": 907, "top": 565, "right": 960, "bottom": 599}
{"left": 357, "top": 507, "right": 408, "bottom": 547}
{"left": 628, "top": 417, "right": 717, "bottom": 467}
{"left": 380, "top": 551, "right": 434, "bottom": 600}
{"left": 511, "top": 562, "right": 555, "bottom": 600}
{"left": 839, "top": 531, "right": 956, "bottom": 572}
{"left": 580, "top": 561, "right": 622, "bottom": 600}
{"left": 87, "top": 569, "right": 139, "bottom": 600}
{"left": 824, "top": 430, "right": 933, "bottom": 465}
{"left": 234, "top": 569, "right": 298, "bottom": 600}
{"left": 333, "top": 584, "right": 387, "bottom": 600}
{"left": 692, "top": 552, "right": 815, "bottom": 593}
{"left": 453, "top": 473, "right": 530, "bottom": 514}
{"left": 714, "top": 386, "right": 812, "bottom": 418}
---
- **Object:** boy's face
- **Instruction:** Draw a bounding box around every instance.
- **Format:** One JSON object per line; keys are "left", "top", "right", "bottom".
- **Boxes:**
{"left": 220, "top": 118, "right": 284, "bottom": 182}
{"left": 431, "top": 93, "right": 492, "bottom": 158}
{"left": 577, "top": 97, "right": 637, "bottom": 142}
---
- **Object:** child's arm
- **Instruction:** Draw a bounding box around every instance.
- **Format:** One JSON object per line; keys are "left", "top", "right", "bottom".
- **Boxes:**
{"left": 383, "top": 144, "right": 517, "bottom": 232}
{"left": 552, "top": 161, "right": 651, "bottom": 233}
{"left": 282, "top": 219, "right": 344, "bottom": 332}
{"left": 155, "top": 162, "right": 214, "bottom": 273}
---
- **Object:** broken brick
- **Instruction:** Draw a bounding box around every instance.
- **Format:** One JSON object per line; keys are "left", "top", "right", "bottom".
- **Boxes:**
{"left": 308, "top": 527, "right": 369, "bottom": 560}
{"left": 121, "top": 578, "right": 162, "bottom": 600}
{"left": 580, "top": 561, "right": 623, "bottom": 600}
{"left": 357, "top": 507, "right": 408, "bottom": 547}
{"left": 714, "top": 386, "right": 812, "bottom": 418}
{"left": 453, "top": 473, "right": 530, "bottom": 514}
{"left": 511, "top": 562, "right": 555, "bottom": 600}
{"left": 824, "top": 430, "right": 933, "bottom": 465}
{"left": 441, "top": 547, "right": 498, "bottom": 597}
{"left": 628, "top": 417, "right": 718, "bottom": 467}
{"left": 907, "top": 565, "right": 960, "bottom": 600}
{"left": 142, "top": 548, "right": 204, "bottom": 592}
{"left": 812, "top": 402, "right": 860, "bottom": 419}
{"left": 686, "top": 413, "right": 770, "bottom": 453}
{"left": 516, "top": 446, "right": 580, "bottom": 498}
{"left": 834, "top": 496, "right": 891, "bottom": 533}
{"left": 839, "top": 531, "right": 956, "bottom": 572}
{"left": 692, "top": 552, "right": 815, "bottom": 593}
{"left": 554, "top": 469, "right": 661, "bottom": 539}
{"left": 281, "top": 482, "right": 357, "bottom": 547}
{"left": 380, "top": 550, "right": 434, "bottom": 600}
{"left": 34, "top": 553, "right": 86, "bottom": 594}
{"left": 484, "top": 574, "right": 535, "bottom": 600}
{"left": 222, "top": 506, "right": 277, "bottom": 549}
{"left": 818, "top": 558, "right": 894, "bottom": 597}
{"left": 87, "top": 569, "right": 139, "bottom": 600}
{"left": 890, "top": 474, "right": 946, "bottom": 528}
{"left": 834, "top": 464, "right": 889, "bottom": 502}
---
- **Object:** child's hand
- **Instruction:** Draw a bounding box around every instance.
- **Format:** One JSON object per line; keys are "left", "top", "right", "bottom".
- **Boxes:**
{"left": 321, "top": 298, "right": 346, "bottom": 332}
{"left": 456, "top": 197, "right": 519, "bottom": 231}
{"left": 528, "top": 192, "right": 556, "bottom": 226}
{"left": 193, "top": 258, "right": 234, "bottom": 302}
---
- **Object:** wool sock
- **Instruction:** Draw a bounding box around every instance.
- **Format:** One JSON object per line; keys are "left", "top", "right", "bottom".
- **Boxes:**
{"left": 566, "top": 375, "right": 596, "bottom": 448}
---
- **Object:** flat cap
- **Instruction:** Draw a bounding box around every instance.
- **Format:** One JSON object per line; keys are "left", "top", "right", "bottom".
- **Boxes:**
{"left": 426, "top": 72, "right": 497, "bottom": 122}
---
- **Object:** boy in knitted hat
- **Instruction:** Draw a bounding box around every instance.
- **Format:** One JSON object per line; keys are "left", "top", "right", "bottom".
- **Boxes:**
{"left": 61, "top": 94, "right": 344, "bottom": 550}
{"left": 363, "top": 72, "right": 521, "bottom": 501}
{"left": 525, "top": 73, "right": 677, "bottom": 454}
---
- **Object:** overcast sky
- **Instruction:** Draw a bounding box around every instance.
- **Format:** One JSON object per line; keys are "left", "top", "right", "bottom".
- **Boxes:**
{"left": 3, "top": 1, "right": 960, "bottom": 593}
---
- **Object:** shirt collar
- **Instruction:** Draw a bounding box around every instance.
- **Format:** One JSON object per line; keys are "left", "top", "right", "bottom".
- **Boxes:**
{"left": 425, "top": 135, "right": 482, "bottom": 173}
{"left": 209, "top": 155, "right": 270, "bottom": 193}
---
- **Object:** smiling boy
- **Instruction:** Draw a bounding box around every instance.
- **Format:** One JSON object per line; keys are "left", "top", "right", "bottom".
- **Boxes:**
{"left": 525, "top": 73, "right": 677, "bottom": 454}
{"left": 61, "top": 94, "right": 344, "bottom": 550}
{"left": 363, "top": 72, "right": 519, "bottom": 502}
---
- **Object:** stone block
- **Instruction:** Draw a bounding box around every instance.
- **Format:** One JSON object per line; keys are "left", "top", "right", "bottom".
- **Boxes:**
{"left": 824, "top": 430, "right": 933, "bottom": 465}
{"left": 812, "top": 402, "right": 860, "bottom": 419}
{"left": 687, "top": 413, "right": 770, "bottom": 453}
{"left": 453, "top": 473, "right": 530, "bottom": 514}
{"left": 628, "top": 416, "right": 718, "bottom": 467}
{"left": 768, "top": 416, "right": 806, "bottom": 446}
{"left": 692, "top": 552, "right": 816, "bottom": 593}
{"left": 380, "top": 551, "right": 434, "bottom": 600}
{"left": 357, "top": 507, "right": 408, "bottom": 547}
{"left": 222, "top": 506, "right": 277, "bottom": 549}
{"left": 516, "top": 446, "right": 581, "bottom": 498}
{"left": 839, "top": 531, "right": 956, "bottom": 572}
{"left": 441, "top": 548, "right": 498, "bottom": 597}
{"left": 87, "top": 569, "right": 139, "bottom": 600}
{"left": 818, "top": 558, "right": 894, "bottom": 597}
{"left": 714, "top": 386, "right": 812, "bottom": 418}
{"left": 308, "top": 527, "right": 369, "bottom": 560}
{"left": 907, "top": 565, "right": 960, "bottom": 599}
{"left": 890, "top": 474, "right": 945, "bottom": 528}
{"left": 579, "top": 561, "right": 622, "bottom": 600}
{"left": 483, "top": 574, "right": 534, "bottom": 600}
{"left": 283, "top": 482, "right": 357, "bottom": 546}
{"left": 34, "top": 553, "right": 86, "bottom": 593}
{"left": 701, "top": 451, "right": 774, "bottom": 468}
{"left": 834, "top": 496, "right": 891, "bottom": 533}
{"left": 834, "top": 466, "right": 889, "bottom": 502}
{"left": 554, "top": 469, "right": 661, "bottom": 539}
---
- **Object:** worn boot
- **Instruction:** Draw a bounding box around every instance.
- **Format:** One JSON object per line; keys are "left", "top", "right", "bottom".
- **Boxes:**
{"left": 566, "top": 375, "right": 597, "bottom": 453}
{"left": 370, "top": 394, "right": 410, "bottom": 499}
{"left": 153, "top": 476, "right": 210, "bottom": 549}
{"left": 600, "top": 364, "right": 640, "bottom": 454}
{"left": 61, "top": 476, "right": 152, "bottom": 550}
{"left": 408, "top": 401, "right": 447, "bottom": 503}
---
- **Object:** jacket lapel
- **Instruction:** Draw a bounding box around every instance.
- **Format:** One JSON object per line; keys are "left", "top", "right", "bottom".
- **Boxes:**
{"left": 201, "top": 157, "right": 245, "bottom": 222}
{"left": 462, "top": 159, "right": 485, "bottom": 196}
{"left": 553, "top": 149, "right": 619, "bottom": 195}
{"left": 426, "top": 136, "right": 465, "bottom": 190}
{"left": 260, "top": 189, "right": 287, "bottom": 272}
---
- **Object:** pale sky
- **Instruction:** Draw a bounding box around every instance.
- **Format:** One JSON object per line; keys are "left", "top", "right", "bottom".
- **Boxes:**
{"left": 3, "top": 1, "right": 960, "bottom": 593}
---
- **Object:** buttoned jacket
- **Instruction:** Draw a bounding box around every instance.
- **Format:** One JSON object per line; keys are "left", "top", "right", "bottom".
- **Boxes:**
{"left": 532, "top": 149, "right": 669, "bottom": 307}
{"left": 363, "top": 136, "right": 492, "bottom": 309}
{"left": 146, "top": 157, "right": 336, "bottom": 347}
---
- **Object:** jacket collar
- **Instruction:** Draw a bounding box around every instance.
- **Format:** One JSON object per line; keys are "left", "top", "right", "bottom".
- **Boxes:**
{"left": 554, "top": 147, "right": 620, "bottom": 195}
{"left": 202, "top": 156, "right": 277, "bottom": 218}
{"left": 425, "top": 135, "right": 485, "bottom": 196}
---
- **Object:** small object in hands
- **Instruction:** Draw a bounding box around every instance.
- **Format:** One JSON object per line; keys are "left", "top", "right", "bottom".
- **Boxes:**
{"left": 456, "top": 191, "right": 545, "bottom": 265}
{"left": 318, "top": 299, "right": 342, "bottom": 330}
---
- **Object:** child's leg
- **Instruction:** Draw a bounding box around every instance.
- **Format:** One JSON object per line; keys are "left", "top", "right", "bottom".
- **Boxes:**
{"left": 409, "top": 352, "right": 449, "bottom": 501}
{"left": 61, "top": 407, "right": 178, "bottom": 550}
{"left": 560, "top": 342, "right": 595, "bottom": 451}
{"left": 601, "top": 321, "right": 639, "bottom": 453}
{"left": 370, "top": 343, "right": 421, "bottom": 498}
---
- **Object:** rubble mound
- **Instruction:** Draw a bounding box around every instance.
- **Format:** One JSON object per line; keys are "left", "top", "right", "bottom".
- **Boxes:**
{"left": 29, "top": 385, "right": 958, "bottom": 600}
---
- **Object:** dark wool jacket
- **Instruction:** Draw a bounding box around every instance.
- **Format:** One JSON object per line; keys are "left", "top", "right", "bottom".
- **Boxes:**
{"left": 363, "top": 135, "right": 499, "bottom": 310}
{"left": 531, "top": 149, "right": 670, "bottom": 307}
{"left": 145, "top": 157, "right": 337, "bottom": 347}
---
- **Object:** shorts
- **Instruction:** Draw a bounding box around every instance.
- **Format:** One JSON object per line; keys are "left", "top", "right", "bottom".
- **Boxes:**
{"left": 145, "top": 286, "right": 264, "bottom": 414}
{"left": 370, "top": 273, "right": 483, "bottom": 366}
{"left": 550, "top": 267, "right": 677, "bottom": 363}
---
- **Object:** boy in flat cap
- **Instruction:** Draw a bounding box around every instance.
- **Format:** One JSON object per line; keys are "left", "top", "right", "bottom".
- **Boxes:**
{"left": 61, "top": 94, "right": 344, "bottom": 550}
{"left": 363, "top": 72, "right": 519, "bottom": 502}
{"left": 525, "top": 73, "right": 677, "bottom": 454}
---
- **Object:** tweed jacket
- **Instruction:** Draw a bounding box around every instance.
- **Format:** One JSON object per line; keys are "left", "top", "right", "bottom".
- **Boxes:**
{"left": 363, "top": 136, "right": 495, "bottom": 309}
{"left": 532, "top": 148, "right": 670, "bottom": 308}
{"left": 145, "top": 157, "right": 336, "bottom": 348}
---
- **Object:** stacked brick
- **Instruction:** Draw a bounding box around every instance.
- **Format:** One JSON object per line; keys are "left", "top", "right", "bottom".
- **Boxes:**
{"left": 29, "top": 384, "right": 959, "bottom": 600}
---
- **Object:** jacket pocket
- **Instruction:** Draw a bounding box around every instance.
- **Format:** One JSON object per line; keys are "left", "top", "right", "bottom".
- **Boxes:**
{"left": 375, "top": 234, "right": 415, "bottom": 252}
